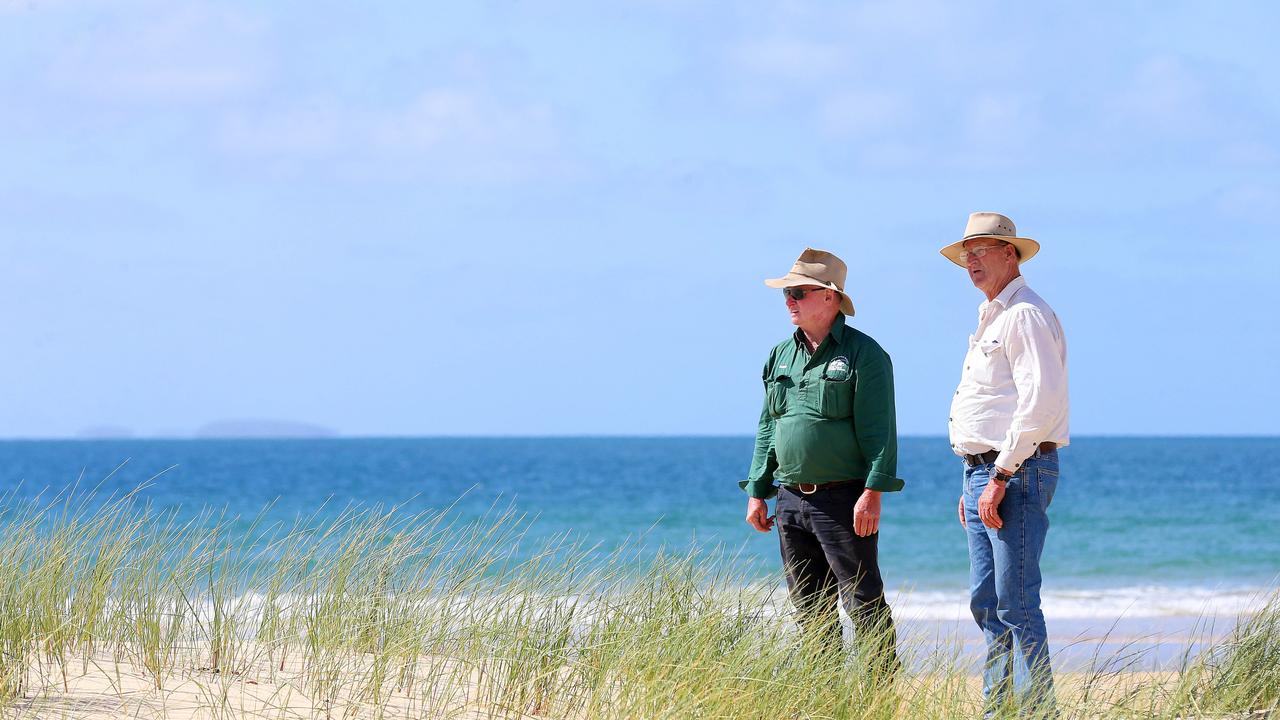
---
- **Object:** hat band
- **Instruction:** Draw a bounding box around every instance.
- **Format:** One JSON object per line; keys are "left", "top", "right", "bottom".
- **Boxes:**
{"left": 960, "top": 232, "right": 1017, "bottom": 242}
{"left": 792, "top": 272, "right": 842, "bottom": 292}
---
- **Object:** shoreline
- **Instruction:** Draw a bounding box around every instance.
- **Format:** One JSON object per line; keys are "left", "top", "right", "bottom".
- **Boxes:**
{"left": 898, "top": 615, "right": 1237, "bottom": 672}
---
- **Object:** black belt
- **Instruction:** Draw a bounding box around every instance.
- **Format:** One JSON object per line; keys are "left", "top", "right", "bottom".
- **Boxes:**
{"left": 782, "top": 479, "right": 860, "bottom": 495}
{"left": 963, "top": 442, "right": 1057, "bottom": 467}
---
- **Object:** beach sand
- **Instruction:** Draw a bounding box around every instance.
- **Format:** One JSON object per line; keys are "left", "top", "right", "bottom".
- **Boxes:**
{"left": 0, "top": 621, "right": 1222, "bottom": 720}
{"left": 899, "top": 614, "right": 1237, "bottom": 673}
{"left": 4, "top": 649, "right": 489, "bottom": 719}
{"left": 3, "top": 659, "right": 1186, "bottom": 720}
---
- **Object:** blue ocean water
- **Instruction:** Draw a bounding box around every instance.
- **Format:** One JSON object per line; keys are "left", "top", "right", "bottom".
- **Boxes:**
{"left": 1, "top": 437, "right": 1276, "bottom": 617}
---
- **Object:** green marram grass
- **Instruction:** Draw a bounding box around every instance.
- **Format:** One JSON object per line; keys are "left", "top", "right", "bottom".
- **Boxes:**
{"left": 0, "top": 485, "right": 1274, "bottom": 719}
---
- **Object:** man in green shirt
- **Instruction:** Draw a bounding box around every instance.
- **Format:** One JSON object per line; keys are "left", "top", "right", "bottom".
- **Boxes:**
{"left": 742, "top": 248, "right": 904, "bottom": 668}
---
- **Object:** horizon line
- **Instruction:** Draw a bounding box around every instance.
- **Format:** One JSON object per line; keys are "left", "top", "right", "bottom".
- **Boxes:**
{"left": 2, "top": 433, "right": 1278, "bottom": 442}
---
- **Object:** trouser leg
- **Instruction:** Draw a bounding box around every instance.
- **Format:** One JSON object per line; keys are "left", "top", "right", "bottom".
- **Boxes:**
{"left": 777, "top": 488, "right": 841, "bottom": 648}
{"left": 991, "top": 457, "right": 1056, "bottom": 715}
{"left": 966, "top": 464, "right": 1014, "bottom": 709}
{"left": 799, "top": 483, "right": 898, "bottom": 670}
{"left": 968, "top": 457, "right": 1060, "bottom": 717}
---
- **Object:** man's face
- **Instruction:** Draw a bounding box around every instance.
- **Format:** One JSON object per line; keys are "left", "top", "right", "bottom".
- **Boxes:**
{"left": 962, "top": 239, "right": 1018, "bottom": 294}
{"left": 784, "top": 285, "right": 835, "bottom": 327}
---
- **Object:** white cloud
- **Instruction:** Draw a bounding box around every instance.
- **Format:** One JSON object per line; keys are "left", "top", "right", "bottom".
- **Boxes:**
{"left": 818, "top": 90, "right": 912, "bottom": 138}
{"left": 855, "top": 140, "right": 932, "bottom": 169}
{"left": 1093, "top": 53, "right": 1280, "bottom": 169}
{"left": 217, "top": 87, "right": 561, "bottom": 182}
{"left": 0, "top": 0, "right": 88, "bottom": 10}
{"left": 1218, "top": 140, "right": 1279, "bottom": 167}
{"left": 219, "top": 102, "right": 344, "bottom": 156}
{"left": 728, "top": 37, "right": 849, "bottom": 85}
{"left": 1215, "top": 182, "right": 1280, "bottom": 224}
{"left": 44, "top": 2, "right": 267, "bottom": 104}
{"left": 1110, "top": 55, "right": 1208, "bottom": 136}
{"left": 718, "top": 5, "right": 1277, "bottom": 173}
{"left": 961, "top": 93, "right": 1042, "bottom": 157}
{"left": 371, "top": 89, "right": 555, "bottom": 153}
{"left": 717, "top": 1, "right": 1044, "bottom": 169}
{"left": 844, "top": 0, "right": 960, "bottom": 37}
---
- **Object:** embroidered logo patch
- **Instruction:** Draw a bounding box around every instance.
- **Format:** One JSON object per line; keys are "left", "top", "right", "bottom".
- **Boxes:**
{"left": 824, "top": 356, "right": 851, "bottom": 382}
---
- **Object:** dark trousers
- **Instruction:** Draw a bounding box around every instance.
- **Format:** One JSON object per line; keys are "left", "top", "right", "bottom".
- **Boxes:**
{"left": 776, "top": 482, "right": 898, "bottom": 667}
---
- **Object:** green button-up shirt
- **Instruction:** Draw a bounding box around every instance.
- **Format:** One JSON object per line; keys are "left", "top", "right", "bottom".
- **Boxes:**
{"left": 741, "top": 314, "right": 905, "bottom": 499}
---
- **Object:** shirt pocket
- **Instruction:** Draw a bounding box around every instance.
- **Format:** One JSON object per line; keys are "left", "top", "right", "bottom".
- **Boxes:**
{"left": 971, "top": 338, "right": 1005, "bottom": 386}
{"left": 766, "top": 374, "right": 792, "bottom": 418}
{"left": 818, "top": 372, "right": 852, "bottom": 419}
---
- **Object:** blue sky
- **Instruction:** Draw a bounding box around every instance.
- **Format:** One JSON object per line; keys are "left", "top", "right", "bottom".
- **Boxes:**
{"left": 2, "top": 1, "right": 1277, "bottom": 437}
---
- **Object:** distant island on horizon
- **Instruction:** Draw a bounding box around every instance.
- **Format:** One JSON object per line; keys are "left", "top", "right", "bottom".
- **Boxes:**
{"left": 68, "top": 419, "right": 339, "bottom": 440}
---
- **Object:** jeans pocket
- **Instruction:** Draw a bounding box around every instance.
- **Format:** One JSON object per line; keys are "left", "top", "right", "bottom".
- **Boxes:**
{"left": 1038, "top": 456, "right": 1060, "bottom": 478}
{"left": 965, "top": 466, "right": 988, "bottom": 496}
{"left": 1038, "top": 469, "right": 1058, "bottom": 510}
{"left": 1006, "top": 471, "right": 1031, "bottom": 501}
{"left": 775, "top": 486, "right": 796, "bottom": 519}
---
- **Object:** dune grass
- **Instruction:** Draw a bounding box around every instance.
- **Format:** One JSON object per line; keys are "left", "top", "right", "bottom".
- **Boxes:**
{"left": 0, "top": 485, "right": 1274, "bottom": 719}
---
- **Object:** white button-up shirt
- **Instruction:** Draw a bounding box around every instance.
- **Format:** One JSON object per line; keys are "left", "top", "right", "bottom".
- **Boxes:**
{"left": 949, "top": 275, "right": 1069, "bottom": 471}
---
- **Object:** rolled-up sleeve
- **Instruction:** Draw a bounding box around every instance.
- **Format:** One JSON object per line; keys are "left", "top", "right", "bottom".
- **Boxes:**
{"left": 853, "top": 344, "right": 905, "bottom": 492}
{"left": 995, "top": 306, "right": 1068, "bottom": 472}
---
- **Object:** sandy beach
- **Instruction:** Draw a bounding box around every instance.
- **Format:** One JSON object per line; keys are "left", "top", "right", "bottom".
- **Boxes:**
{"left": 900, "top": 613, "right": 1239, "bottom": 673}
{"left": 0, "top": 616, "right": 1244, "bottom": 720}
{"left": 0, "top": 653, "right": 1186, "bottom": 720}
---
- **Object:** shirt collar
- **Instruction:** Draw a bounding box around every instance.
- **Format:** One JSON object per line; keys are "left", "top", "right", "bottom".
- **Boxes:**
{"left": 792, "top": 313, "right": 848, "bottom": 348}
{"left": 984, "top": 275, "right": 1027, "bottom": 311}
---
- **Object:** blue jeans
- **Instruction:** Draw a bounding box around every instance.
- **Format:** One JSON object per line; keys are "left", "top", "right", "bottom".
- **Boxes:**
{"left": 964, "top": 449, "right": 1059, "bottom": 714}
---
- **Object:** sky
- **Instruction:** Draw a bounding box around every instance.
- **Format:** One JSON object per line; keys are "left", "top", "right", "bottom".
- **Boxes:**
{"left": 1, "top": 1, "right": 1277, "bottom": 438}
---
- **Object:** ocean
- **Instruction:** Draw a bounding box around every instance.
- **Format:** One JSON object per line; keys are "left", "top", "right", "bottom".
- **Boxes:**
{"left": 1, "top": 436, "right": 1276, "bottom": 623}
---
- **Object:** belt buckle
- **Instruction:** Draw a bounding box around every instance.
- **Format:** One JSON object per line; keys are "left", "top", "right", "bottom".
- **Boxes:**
{"left": 798, "top": 483, "right": 818, "bottom": 495}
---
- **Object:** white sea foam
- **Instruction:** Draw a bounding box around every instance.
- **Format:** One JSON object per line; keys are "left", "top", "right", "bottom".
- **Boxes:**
{"left": 888, "top": 585, "right": 1274, "bottom": 621}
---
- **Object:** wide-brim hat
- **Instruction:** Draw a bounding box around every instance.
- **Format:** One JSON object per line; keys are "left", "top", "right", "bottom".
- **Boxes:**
{"left": 764, "top": 247, "right": 855, "bottom": 316}
{"left": 939, "top": 212, "right": 1040, "bottom": 267}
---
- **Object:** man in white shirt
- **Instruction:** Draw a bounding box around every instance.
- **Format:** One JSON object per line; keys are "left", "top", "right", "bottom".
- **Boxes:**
{"left": 942, "top": 212, "right": 1068, "bottom": 716}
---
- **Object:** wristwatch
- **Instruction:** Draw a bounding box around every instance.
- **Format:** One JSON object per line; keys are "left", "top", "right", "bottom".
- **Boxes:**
{"left": 993, "top": 470, "right": 1014, "bottom": 484}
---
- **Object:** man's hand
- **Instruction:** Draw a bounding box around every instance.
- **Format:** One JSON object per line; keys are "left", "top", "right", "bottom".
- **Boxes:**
{"left": 746, "top": 497, "right": 774, "bottom": 533}
{"left": 854, "top": 489, "right": 882, "bottom": 537}
{"left": 958, "top": 496, "right": 966, "bottom": 528}
{"left": 977, "top": 469, "right": 1011, "bottom": 529}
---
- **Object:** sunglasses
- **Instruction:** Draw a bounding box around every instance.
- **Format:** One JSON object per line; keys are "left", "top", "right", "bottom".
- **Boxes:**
{"left": 783, "top": 287, "right": 829, "bottom": 301}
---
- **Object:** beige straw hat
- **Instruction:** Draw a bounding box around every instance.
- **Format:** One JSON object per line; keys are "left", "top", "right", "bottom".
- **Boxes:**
{"left": 764, "top": 248, "right": 856, "bottom": 316}
{"left": 939, "top": 212, "right": 1040, "bottom": 267}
